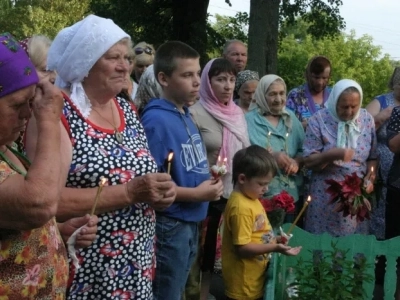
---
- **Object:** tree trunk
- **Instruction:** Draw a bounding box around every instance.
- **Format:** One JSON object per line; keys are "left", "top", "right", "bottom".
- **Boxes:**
{"left": 247, "top": 0, "right": 280, "bottom": 76}
{"left": 172, "top": 0, "right": 210, "bottom": 66}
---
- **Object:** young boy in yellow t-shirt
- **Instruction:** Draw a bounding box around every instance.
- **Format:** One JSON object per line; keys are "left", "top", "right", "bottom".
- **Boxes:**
{"left": 222, "top": 145, "right": 302, "bottom": 300}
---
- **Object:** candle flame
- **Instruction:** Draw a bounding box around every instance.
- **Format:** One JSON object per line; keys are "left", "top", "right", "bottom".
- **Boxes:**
{"left": 307, "top": 195, "right": 312, "bottom": 203}
{"left": 218, "top": 155, "right": 221, "bottom": 162}
{"left": 168, "top": 152, "right": 174, "bottom": 162}
{"left": 371, "top": 166, "right": 374, "bottom": 173}
{"left": 268, "top": 131, "right": 271, "bottom": 136}
{"left": 100, "top": 177, "right": 107, "bottom": 186}
{"left": 223, "top": 157, "right": 227, "bottom": 163}
{"left": 286, "top": 133, "right": 289, "bottom": 138}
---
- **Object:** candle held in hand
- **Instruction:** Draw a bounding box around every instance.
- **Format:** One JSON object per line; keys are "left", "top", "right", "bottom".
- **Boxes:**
{"left": 285, "top": 132, "right": 289, "bottom": 154}
{"left": 91, "top": 177, "right": 107, "bottom": 216}
{"left": 167, "top": 152, "right": 174, "bottom": 174}
{"left": 287, "top": 196, "right": 312, "bottom": 235}
{"left": 267, "top": 131, "right": 271, "bottom": 148}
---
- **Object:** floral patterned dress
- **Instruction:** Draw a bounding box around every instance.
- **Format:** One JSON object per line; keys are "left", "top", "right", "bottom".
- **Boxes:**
{"left": 0, "top": 148, "right": 68, "bottom": 300}
{"left": 303, "top": 108, "right": 378, "bottom": 237}
{"left": 369, "top": 92, "right": 395, "bottom": 239}
{"left": 63, "top": 95, "right": 158, "bottom": 299}
{"left": 286, "top": 84, "right": 331, "bottom": 123}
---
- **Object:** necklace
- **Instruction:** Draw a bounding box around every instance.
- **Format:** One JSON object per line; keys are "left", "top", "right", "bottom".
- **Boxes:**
{"left": 0, "top": 145, "right": 30, "bottom": 176}
{"left": 92, "top": 101, "right": 124, "bottom": 143}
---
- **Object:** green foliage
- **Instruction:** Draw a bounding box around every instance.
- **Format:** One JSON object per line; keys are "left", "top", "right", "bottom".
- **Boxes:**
{"left": 291, "top": 242, "right": 374, "bottom": 300}
{"left": 0, "top": 0, "right": 91, "bottom": 39}
{"left": 212, "top": 12, "right": 249, "bottom": 44}
{"left": 89, "top": 0, "right": 172, "bottom": 47}
{"left": 278, "top": 31, "right": 394, "bottom": 106}
{"left": 281, "top": 0, "right": 345, "bottom": 39}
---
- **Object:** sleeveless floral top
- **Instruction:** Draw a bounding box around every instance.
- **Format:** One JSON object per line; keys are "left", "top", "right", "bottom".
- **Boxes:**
{"left": 63, "top": 95, "right": 158, "bottom": 300}
{"left": 0, "top": 149, "right": 68, "bottom": 300}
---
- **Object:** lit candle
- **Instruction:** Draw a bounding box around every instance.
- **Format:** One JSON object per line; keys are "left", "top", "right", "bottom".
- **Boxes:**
{"left": 285, "top": 132, "right": 289, "bottom": 154}
{"left": 371, "top": 166, "right": 374, "bottom": 173}
{"left": 287, "top": 196, "right": 312, "bottom": 235}
{"left": 167, "top": 152, "right": 174, "bottom": 174}
{"left": 91, "top": 177, "right": 107, "bottom": 216}
{"left": 217, "top": 156, "right": 221, "bottom": 167}
{"left": 222, "top": 157, "right": 227, "bottom": 166}
{"left": 267, "top": 131, "right": 271, "bottom": 148}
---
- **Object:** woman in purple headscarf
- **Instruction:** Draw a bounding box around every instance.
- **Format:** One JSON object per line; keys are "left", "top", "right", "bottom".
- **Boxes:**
{"left": 0, "top": 32, "right": 68, "bottom": 298}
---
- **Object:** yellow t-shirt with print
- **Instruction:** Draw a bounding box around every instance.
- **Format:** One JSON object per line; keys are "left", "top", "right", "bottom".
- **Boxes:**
{"left": 222, "top": 190, "right": 274, "bottom": 300}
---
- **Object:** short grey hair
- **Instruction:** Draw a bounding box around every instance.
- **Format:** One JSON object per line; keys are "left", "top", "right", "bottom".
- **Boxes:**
{"left": 222, "top": 39, "right": 247, "bottom": 55}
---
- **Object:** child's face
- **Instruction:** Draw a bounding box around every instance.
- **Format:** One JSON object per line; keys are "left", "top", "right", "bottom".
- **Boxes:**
{"left": 162, "top": 57, "right": 201, "bottom": 105}
{"left": 239, "top": 173, "right": 273, "bottom": 200}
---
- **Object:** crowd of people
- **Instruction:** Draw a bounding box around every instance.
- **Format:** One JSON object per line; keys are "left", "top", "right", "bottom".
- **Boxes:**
{"left": 1, "top": 13, "right": 399, "bottom": 300}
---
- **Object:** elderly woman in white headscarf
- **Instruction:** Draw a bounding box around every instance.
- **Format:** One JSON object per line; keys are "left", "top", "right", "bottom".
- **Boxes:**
{"left": 303, "top": 79, "right": 378, "bottom": 237}
{"left": 246, "top": 74, "right": 305, "bottom": 222}
{"left": 25, "top": 15, "right": 176, "bottom": 299}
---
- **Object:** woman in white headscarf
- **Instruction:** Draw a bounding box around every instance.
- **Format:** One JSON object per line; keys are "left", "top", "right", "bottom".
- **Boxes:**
{"left": 25, "top": 15, "right": 176, "bottom": 299}
{"left": 246, "top": 75, "right": 305, "bottom": 222}
{"left": 303, "top": 79, "right": 378, "bottom": 237}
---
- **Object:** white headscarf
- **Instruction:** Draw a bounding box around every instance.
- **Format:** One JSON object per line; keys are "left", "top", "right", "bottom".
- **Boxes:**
{"left": 326, "top": 79, "right": 363, "bottom": 149}
{"left": 47, "top": 15, "right": 130, "bottom": 118}
{"left": 249, "top": 74, "right": 292, "bottom": 131}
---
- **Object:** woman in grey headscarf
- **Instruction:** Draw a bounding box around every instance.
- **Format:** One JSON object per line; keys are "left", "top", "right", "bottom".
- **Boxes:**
{"left": 25, "top": 15, "right": 176, "bottom": 299}
{"left": 133, "top": 64, "right": 162, "bottom": 115}
{"left": 235, "top": 70, "right": 259, "bottom": 113}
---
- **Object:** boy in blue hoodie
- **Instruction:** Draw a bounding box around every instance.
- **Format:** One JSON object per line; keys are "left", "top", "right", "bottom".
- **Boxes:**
{"left": 141, "top": 41, "right": 224, "bottom": 300}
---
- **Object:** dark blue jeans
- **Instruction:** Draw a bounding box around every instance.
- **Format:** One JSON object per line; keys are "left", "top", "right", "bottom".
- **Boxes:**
{"left": 153, "top": 215, "right": 199, "bottom": 300}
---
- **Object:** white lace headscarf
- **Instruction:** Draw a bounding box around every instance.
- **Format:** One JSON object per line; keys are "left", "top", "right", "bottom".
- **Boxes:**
{"left": 47, "top": 15, "right": 130, "bottom": 118}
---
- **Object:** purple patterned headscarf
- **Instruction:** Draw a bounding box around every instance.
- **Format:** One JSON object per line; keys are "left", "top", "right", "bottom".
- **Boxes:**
{"left": 0, "top": 33, "right": 39, "bottom": 98}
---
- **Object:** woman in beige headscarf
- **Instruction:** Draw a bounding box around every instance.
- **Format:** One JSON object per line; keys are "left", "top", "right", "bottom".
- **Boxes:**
{"left": 246, "top": 74, "right": 304, "bottom": 222}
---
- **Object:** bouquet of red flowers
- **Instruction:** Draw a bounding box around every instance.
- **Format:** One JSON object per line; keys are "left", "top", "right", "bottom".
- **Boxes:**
{"left": 325, "top": 172, "right": 373, "bottom": 222}
{"left": 260, "top": 191, "right": 295, "bottom": 228}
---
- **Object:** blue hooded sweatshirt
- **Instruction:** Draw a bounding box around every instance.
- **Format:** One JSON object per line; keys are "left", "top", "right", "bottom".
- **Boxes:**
{"left": 141, "top": 99, "right": 210, "bottom": 222}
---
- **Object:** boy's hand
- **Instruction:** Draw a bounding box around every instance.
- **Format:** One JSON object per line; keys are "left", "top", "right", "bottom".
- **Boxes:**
{"left": 196, "top": 179, "right": 223, "bottom": 201}
{"left": 275, "top": 244, "right": 302, "bottom": 256}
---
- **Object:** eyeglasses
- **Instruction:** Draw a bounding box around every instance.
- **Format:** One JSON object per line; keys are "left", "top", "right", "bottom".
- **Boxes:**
{"left": 135, "top": 46, "right": 153, "bottom": 55}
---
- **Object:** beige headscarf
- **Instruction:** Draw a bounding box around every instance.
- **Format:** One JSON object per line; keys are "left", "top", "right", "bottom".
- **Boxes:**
{"left": 249, "top": 74, "right": 292, "bottom": 131}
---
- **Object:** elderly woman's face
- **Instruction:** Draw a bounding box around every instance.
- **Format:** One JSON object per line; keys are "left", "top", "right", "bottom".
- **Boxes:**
{"left": 336, "top": 91, "right": 361, "bottom": 121}
{"left": 0, "top": 85, "right": 34, "bottom": 145}
{"left": 238, "top": 80, "right": 258, "bottom": 108}
{"left": 265, "top": 81, "right": 286, "bottom": 115}
{"left": 86, "top": 43, "right": 129, "bottom": 95}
